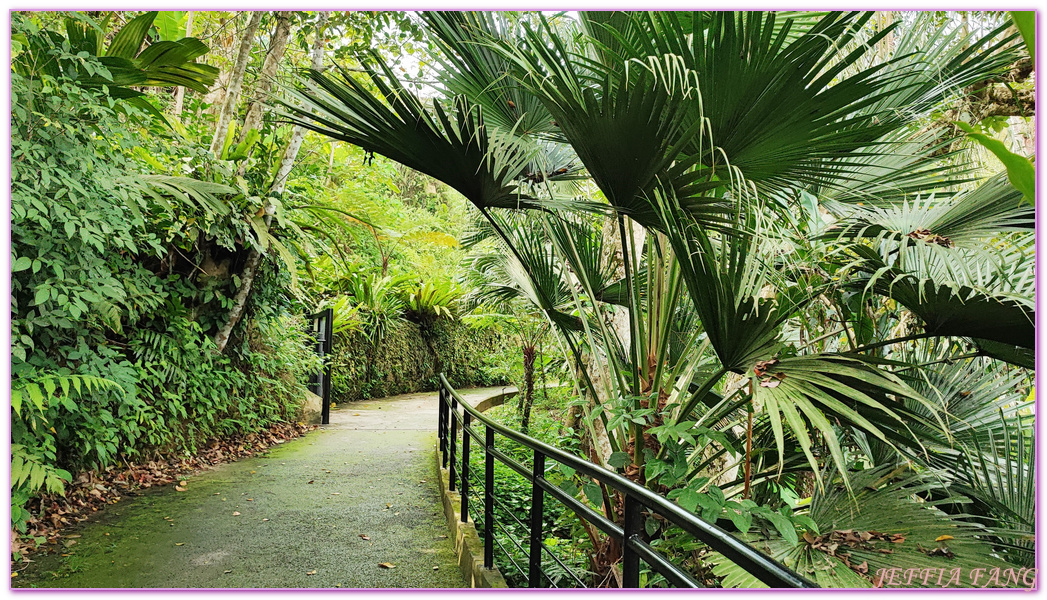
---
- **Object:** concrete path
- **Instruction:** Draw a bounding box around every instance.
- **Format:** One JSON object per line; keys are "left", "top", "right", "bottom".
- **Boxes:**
{"left": 14, "top": 386, "right": 516, "bottom": 589}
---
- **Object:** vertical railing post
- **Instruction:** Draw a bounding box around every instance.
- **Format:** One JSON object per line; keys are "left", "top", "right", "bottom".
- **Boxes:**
{"left": 528, "top": 451, "right": 546, "bottom": 588}
{"left": 461, "top": 411, "right": 471, "bottom": 522}
{"left": 320, "top": 308, "right": 333, "bottom": 425}
{"left": 484, "top": 424, "right": 495, "bottom": 569}
{"left": 623, "top": 495, "right": 642, "bottom": 588}
{"left": 449, "top": 394, "right": 458, "bottom": 492}
{"left": 438, "top": 387, "right": 447, "bottom": 466}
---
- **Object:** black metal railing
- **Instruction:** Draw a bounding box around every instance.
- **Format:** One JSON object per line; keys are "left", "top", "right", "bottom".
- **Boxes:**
{"left": 307, "top": 308, "right": 333, "bottom": 425}
{"left": 437, "top": 374, "right": 817, "bottom": 589}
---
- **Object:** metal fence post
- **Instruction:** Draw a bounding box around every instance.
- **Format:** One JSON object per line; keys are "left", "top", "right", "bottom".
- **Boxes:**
{"left": 438, "top": 387, "right": 447, "bottom": 466}
{"left": 623, "top": 495, "right": 642, "bottom": 588}
{"left": 449, "top": 394, "right": 458, "bottom": 492}
{"left": 461, "top": 411, "right": 471, "bottom": 522}
{"left": 484, "top": 425, "right": 495, "bottom": 569}
{"left": 528, "top": 451, "right": 546, "bottom": 588}
{"left": 320, "top": 308, "right": 333, "bottom": 425}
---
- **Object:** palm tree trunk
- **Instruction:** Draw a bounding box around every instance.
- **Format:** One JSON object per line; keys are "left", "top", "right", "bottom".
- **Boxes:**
{"left": 209, "top": 11, "right": 263, "bottom": 156}
{"left": 520, "top": 345, "right": 536, "bottom": 432}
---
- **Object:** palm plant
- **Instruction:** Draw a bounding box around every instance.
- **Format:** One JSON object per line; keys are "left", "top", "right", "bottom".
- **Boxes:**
{"left": 282, "top": 10, "right": 1033, "bottom": 587}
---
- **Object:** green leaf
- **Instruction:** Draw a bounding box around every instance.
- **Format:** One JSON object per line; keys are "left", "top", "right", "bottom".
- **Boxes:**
{"left": 106, "top": 11, "right": 157, "bottom": 59}
{"left": 582, "top": 482, "right": 602, "bottom": 506}
{"left": 1010, "top": 11, "right": 1035, "bottom": 61}
{"left": 607, "top": 451, "right": 631, "bottom": 469}
{"left": 645, "top": 515, "right": 659, "bottom": 536}
{"left": 725, "top": 506, "right": 753, "bottom": 534}
{"left": 764, "top": 511, "right": 798, "bottom": 546}
{"left": 12, "top": 256, "right": 31, "bottom": 272}
{"left": 955, "top": 122, "right": 1034, "bottom": 205}
{"left": 677, "top": 487, "right": 700, "bottom": 512}
{"left": 154, "top": 11, "right": 186, "bottom": 42}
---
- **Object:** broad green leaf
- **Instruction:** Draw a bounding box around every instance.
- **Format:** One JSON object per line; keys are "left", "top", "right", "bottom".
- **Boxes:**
{"left": 1010, "top": 11, "right": 1034, "bottom": 60}
{"left": 956, "top": 122, "right": 1034, "bottom": 205}
{"left": 608, "top": 451, "right": 631, "bottom": 469}
{"left": 12, "top": 256, "right": 31, "bottom": 272}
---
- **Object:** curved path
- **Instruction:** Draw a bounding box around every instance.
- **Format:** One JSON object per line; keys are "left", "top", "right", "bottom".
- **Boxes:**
{"left": 15, "top": 386, "right": 516, "bottom": 589}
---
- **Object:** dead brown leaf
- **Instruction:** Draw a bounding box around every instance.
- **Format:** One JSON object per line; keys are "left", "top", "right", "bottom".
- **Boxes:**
{"left": 359, "top": 534, "right": 371, "bottom": 541}
{"left": 378, "top": 562, "right": 396, "bottom": 569}
{"left": 232, "top": 511, "right": 241, "bottom": 516}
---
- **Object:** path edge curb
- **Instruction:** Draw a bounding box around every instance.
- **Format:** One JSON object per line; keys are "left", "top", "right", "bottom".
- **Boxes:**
{"left": 434, "top": 388, "right": 517, "bottom": 588}
{"left": 435, "top": 452, "right": 508, "bottom": 588}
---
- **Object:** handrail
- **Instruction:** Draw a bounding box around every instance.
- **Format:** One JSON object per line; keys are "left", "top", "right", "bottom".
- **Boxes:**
{"left": 438, "top": 373, "right": 816, "bottom": 589}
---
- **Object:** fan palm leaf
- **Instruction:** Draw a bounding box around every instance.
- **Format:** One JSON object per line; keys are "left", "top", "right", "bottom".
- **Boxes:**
{"left": 708, "top": 466, "right": 1014, "bottom": 588}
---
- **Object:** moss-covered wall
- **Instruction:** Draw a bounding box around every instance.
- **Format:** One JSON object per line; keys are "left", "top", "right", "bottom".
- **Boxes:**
{"left": 330, "top": 319, "right": 512, "bottom": 402}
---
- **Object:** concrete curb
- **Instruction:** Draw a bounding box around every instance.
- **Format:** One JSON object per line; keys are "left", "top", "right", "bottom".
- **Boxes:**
{"left": 434, "top": 452, "right": 508, "bottom": 588}
{"left": 433, "top": 388, "right": 519, "bottom": 588}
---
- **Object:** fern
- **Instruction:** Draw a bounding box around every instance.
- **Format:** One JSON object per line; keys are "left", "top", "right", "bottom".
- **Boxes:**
{"left": 11, "top": 373, "right": 123, "bottom": 416}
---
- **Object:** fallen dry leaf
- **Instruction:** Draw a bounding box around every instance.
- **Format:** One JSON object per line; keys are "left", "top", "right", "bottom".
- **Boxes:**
{"left": 179, "top": 481, "right": 187, "bottom": 486}
{"left": 262, "top": 518, "right": 270, "bottom": 522}
{"left": 232, "top": 511, "right": 241, "bottom": 516}
{"left": 175, "top": 486, "right": 187, "bottom": 492}
{"left": 175, "top": 543, "right": 185, "bottom": 546}
{"left": 360, "top": 534, "right": 371, "bottom": 540}
{"left": 378, "top": 562, "right": 396, "bottom": 569}
{"left": 433, "top": 566, "right": 439, "bottom": 571}
{"left": 306, "top": 570, "right": 317, "bottom": 576}
{"left": 935, "top": 535, "right": 954, "bottom": 542}
{"left": 223, "top": 570, "right": 232, "bottom": 574}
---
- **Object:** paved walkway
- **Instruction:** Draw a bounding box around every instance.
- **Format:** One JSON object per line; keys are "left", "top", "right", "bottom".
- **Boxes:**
{"left": 15, "top": 387, "right": 515, "bottom": 589}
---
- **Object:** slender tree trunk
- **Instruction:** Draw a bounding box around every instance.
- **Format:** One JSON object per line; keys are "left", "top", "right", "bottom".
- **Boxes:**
{"left": 520, "top": 344, "right": 536, "bottom": 432}
{"left": 170, "top": 11, "right": 195, "bottom": 119}
{"left": 209, "top": 11, "right": 263, "bottom": 156}
{"left": 271, "top": 12, "right": 328, "bottom": 195}
{"left": 212, "top": 12, "right": 296, "bottom": 352}
{"left": 324, "top": 142, "right": 337, "bottom": 186}
{"left": 237, "top": 11, "right": 293, "bottom": 147}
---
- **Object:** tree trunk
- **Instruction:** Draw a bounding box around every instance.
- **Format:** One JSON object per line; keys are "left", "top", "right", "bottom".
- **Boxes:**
{"left": 170, "top": 11, "right": 195, "bottom": 119}
{"left": 209, "top": 11, "right": 263, "bottom": 156}
{"left": 520, "top": 345, "right": 536, "bottom": 432}
{"left": 213, "top": 239, "right": 264, "bottom": 352}
{"left": 270, "top": 12, "right": 327, "bottom": 195}
{"left": 213, "top": 13, "right": 297, "bottom": 351}
{"left": 237, "top": 11, "right": 293, "bottom": 147}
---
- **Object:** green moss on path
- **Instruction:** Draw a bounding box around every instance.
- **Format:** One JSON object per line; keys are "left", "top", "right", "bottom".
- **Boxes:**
{"left": 14, "top": 387, "right": 513, "bottom": 589}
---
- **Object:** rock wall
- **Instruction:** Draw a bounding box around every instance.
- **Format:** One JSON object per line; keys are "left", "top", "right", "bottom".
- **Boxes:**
{"left": 329, "top": 319, "right": 512, "bottom": 402}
